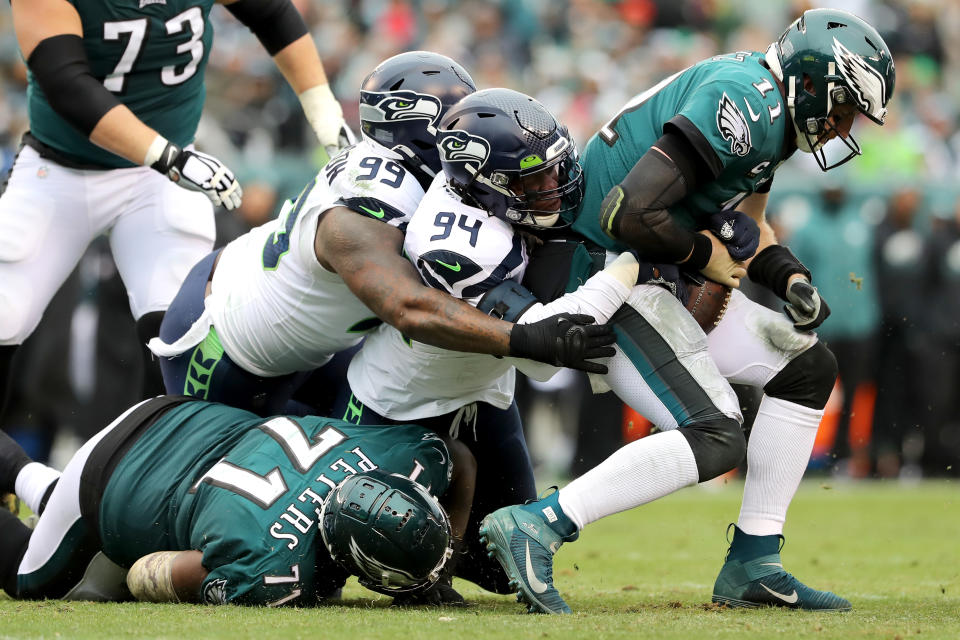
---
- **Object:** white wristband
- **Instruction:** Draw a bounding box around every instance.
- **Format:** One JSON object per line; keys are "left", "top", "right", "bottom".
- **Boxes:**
{"left": 143, "top": 135, "right": 170, "bottom": 168}
{"left": 603, "top": 252, "right": 640, "bottom": 290}
{"left": 298, "top": 84, "right": 345, "bottom": 148}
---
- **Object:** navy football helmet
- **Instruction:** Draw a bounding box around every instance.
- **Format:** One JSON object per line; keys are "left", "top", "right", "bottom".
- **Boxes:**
{"left": 319, "top": 470, "right": 453, "bottom": 596}
{"left": 765, "top": 8, "right": 895, "bottom": 170}
{"left": 437, "top": 88, "right": 584, "bottom": 228}
{"left": 360, "top": 51, "right": 476, "bottom": 182}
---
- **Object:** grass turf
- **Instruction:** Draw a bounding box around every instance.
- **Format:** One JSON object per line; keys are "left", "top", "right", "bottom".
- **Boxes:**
{"left": 1, "top": 479, "right": 957, "bottom": 639}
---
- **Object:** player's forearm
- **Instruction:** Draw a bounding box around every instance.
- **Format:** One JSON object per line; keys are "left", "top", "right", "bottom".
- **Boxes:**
{"left": 441, "top": 438, "right": 477, "bottom": 539}
{"left": 272, "top": 35, "right": 329, "bottom": 95}
{"left": 381, "top": 286, "right": 514, "bottom": 356}
{"left": 127, "top": 550, "right": 207, "bottom": 603}
{"left": 518, "top": 268, "right": 633, "bottom": 327}
{"left": 89, "top": 106, "right": 165, "bottom": 166}
{"left": 599, "top": 146, "right": 705, "bottom": 266}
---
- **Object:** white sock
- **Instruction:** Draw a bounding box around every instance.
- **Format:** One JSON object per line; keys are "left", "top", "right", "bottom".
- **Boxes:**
{"left": 558, "top": 429, "right": 699, "bottom": 529}
{"left": 15, "top": 462, "right": 62, "bottom": 515}
{"left": 738, "top": 395, "right": 822, "bottom": 536}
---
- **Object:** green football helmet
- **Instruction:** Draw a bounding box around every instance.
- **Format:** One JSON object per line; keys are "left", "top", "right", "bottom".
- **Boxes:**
{"left": 319, "top": 470, "right": 453, "bottom": 595}
{"left": 764, "top": 8, "right": 895, "bottom": 170}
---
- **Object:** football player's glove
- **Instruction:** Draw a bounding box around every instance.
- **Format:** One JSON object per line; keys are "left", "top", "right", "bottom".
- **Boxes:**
{"left": 784, "top": 278, "right": 830, "bottom": 331}
{"left": 510, "top": 313, "right": 616, "bottom": 375}
{"left": 707, "top": 210, "right": 760, "bottom": 261}
{"left": 150, "top": 140, "right": 242, "bottom": 210}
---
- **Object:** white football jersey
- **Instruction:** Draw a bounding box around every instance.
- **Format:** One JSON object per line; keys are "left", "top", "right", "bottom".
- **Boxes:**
{"left": 347, "top": 175, "right": 632, "bottom": 420}
{"left": 150, "top": 139, "right": 426, "bottom": 376}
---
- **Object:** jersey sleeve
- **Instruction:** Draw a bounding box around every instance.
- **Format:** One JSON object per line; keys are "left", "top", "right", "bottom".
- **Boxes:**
{"left": 323, "top": 144, "right": 425, "bottom": 232}
{"left": 667, "top": 78, "right": 776, "bottom": 173}
{"left": 415, "top": 233, "right": 527, "bottom": 307}
{"left": 194, "top": 518, "right": 322, "bottom": 607}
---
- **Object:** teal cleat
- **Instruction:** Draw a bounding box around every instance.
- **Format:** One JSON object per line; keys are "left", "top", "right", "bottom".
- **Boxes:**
{"left": 479, "top": 502, "right": 578, "bottom": 614}
{"left": 712, "top": 525, "right": 851, "bottom": 611}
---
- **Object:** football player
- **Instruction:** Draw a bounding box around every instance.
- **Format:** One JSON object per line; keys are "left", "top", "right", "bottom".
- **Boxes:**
{"left": 0, "top": 397, "right": 472, "bottom": 606}
{"left": 0, "top": 0, "right": 352, "bottom": 416}
{"left": 481, "top": 8, "right": 895, "bottom": 613}
{"left": 148, "top": 52, "right": 615, "bottom": 418}
{"left": 335, "top": 88, "right": 638, "bottom": 594}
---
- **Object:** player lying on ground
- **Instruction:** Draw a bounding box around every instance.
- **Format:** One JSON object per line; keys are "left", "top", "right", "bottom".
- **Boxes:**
{"left": 0, "top": 396, "right": 474, "bottom": 606}
{"left": 149, "top": 51, "right": 615, "bottom": 419}
{"left": 481, "top": 8, "right": 894, "bottom": 614}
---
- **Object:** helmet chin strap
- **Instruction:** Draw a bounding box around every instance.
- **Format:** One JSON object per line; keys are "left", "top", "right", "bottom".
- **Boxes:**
{"left": 392, "top": 145, "right": 438, "bottom": 188}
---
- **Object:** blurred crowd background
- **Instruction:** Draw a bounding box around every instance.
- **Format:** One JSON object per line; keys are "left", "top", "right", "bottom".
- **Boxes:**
{"left": 1, "top": 0, "right": 958, "bottom": 482}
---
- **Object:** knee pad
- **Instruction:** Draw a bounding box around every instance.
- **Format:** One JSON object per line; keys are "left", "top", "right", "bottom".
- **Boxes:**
{"left": 763, "top": 341, "right": 838, "bottom": 410}
{"left": 679, "top": 415, "right": 746, "bottom": 481}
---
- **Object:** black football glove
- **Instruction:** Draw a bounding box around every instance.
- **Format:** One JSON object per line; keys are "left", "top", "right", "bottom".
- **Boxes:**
{"left": 151, "top": 141, "right": 242, "bottom": 210}
{"left": 707, "top": 210, "right": 760, "bottom": 261}
{"left": 784, "top": 278, "right": 830, "bottom": 331}
{"left": 509, "top": 313, "right": 616, "bottom": 374}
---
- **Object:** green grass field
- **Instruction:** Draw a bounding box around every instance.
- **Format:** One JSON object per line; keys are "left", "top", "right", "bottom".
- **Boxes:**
{"left": 2, "top": 479, "right": 957, "bottom": 639}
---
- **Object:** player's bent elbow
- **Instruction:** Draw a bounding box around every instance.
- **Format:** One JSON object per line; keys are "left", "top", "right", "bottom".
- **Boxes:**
{"left": 127, "top": 550, "right": 207, "bottom": 603}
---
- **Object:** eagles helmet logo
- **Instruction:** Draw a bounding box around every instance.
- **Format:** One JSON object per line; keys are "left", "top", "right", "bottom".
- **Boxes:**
{"left": 717, "top": 92, "right": 752, "bottom": 157}
{"left": 831, "top": 38, "right": 889, "bottom": 124}
{"left": 437, "top": 130, "right": 490, "bottom": 170}
{"left": 359, "top": 90, "right": 443, "bottom": 126}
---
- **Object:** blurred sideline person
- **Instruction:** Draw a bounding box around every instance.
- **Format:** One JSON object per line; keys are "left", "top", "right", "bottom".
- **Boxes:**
{"left": 789, "top": 182, "right": 880, "bottom": 475}
{"left": 149, "top": 53, "right": 615, "bottom": 418}
{"left": 0, "top": 0, "right": 351, "bottom": 427}
{"left": 871, "top": 187, "right": 927, "bottom": 477}
{"left": 336, "top": 88, "right": 634, "bottom": 595}
{"left": 482, "top": 9, "right": 894, "bottom": 613}
{"left": 0, "top": 396, "right": 474, "bottom": 606}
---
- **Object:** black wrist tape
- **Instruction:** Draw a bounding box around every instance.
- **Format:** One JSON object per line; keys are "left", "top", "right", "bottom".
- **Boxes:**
{"left": 227, "top": 0, "right": 309, "bottom": 56}
{"left": 747, "top": 245, "right": 811, "bottom": 299}
{"left": 150, "top": 141, "right": 183, "bottom": 174}
{"left": 28, "top": 35, "right": 121, "bottom": 136}
{"left": 685, "top": 233, "right": 712, "bottom": 271}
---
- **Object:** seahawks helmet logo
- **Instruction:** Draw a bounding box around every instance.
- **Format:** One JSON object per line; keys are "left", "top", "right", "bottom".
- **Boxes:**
{"left": 359, "top": 90, "right": 442, "bottom": 125}
{"left": 832, "top": 38, "right": 888, "bottom": 124}
{"left": 717, "top": 93, "right": 752, "bottom": 157}
{"left": 437, "top": 130, "right": 490, "bottom": 168}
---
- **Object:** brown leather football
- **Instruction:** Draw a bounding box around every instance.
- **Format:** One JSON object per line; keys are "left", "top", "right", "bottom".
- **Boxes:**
{"left": 684, "top": 279, "right": 732, "bottom": 334}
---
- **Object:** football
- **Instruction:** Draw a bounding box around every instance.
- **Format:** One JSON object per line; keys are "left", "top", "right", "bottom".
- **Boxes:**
{"left": 684, "top": 279, "right": 732, "bottom": 333}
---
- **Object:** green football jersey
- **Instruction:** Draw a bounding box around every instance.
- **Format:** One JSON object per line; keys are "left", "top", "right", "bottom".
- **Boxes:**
{"left": 99, "top": 401, "right": 450, "bottom": 606}
{"left": 573, "top": 51, "right": 788, "bottom": 253}
{"left": 27, "top": 0, "right": 215, "bottom": 169}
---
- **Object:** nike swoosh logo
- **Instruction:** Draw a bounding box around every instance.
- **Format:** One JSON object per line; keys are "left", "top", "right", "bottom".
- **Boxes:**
{"left": 743, "top": 97, "right": 761, "bottom": 122}
{"left": 435, "top": 259, "right": 461, "bottom": 272}
{"left": 760, "top": 562, "right": 784, "bottom": 568}
{"left": 359, "top": 205, "right": 385, "bottom": 218}
{"left": 760, "top": 583, "right": 798, "bottom": 603}
{"left": 525, "top": 541, "right": 549, "bottom": 594}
